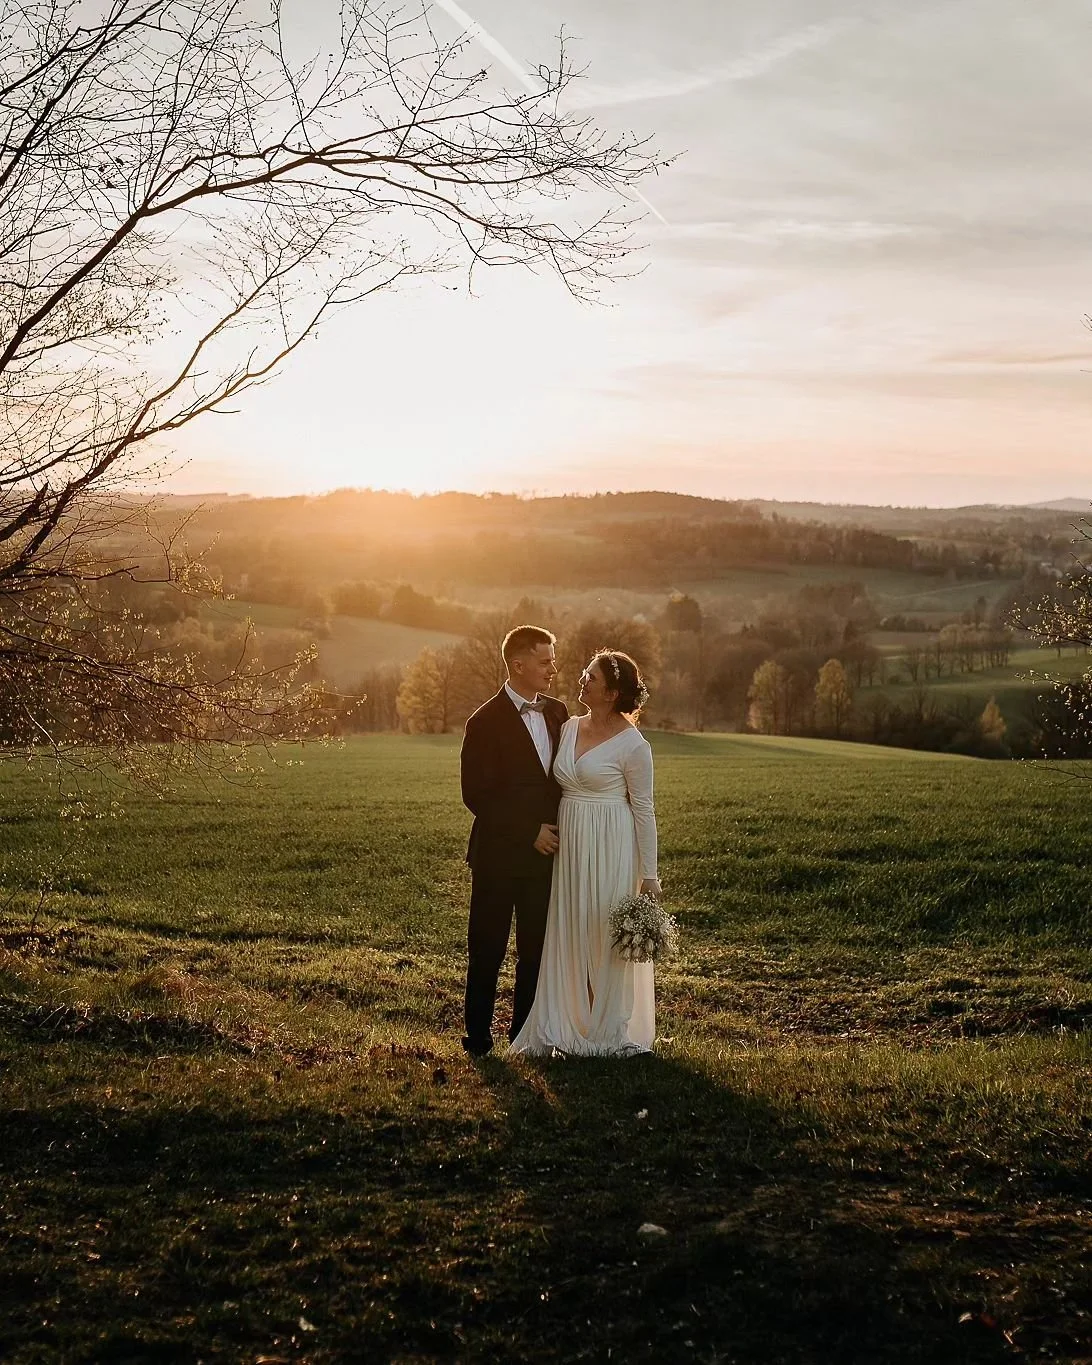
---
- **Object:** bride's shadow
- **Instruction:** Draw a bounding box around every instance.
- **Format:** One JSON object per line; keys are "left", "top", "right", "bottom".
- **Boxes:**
{"left": 471, "top": 1050, "right": 1010, "bottom": 1365}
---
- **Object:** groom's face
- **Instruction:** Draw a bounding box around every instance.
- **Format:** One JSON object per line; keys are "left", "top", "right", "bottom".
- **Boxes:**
{"left": 515, "top": 642, "right": 557, "bottom": 696}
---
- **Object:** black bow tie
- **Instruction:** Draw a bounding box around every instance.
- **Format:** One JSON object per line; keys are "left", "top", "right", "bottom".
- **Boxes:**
{"left": 520, "top": 698, "right": 547, "bottom": 714}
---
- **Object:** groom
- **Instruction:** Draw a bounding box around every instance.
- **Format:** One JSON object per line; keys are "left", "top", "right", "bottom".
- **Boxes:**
{"left": 459, "top": 625, "right": 568, "bottom": 1056}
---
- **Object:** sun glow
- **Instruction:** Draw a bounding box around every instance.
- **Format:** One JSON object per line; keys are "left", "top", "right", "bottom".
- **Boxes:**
{"left": 160, "top": 0, "right": 1092, "bottom": 508}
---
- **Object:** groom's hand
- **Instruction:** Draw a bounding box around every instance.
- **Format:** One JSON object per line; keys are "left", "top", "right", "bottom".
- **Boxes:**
{"left": 534, "top": 823, "right": 560, "bottom": 855}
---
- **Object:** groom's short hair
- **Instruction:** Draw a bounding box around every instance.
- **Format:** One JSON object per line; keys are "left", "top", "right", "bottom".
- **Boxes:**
{"left": 502, "top": 625, "right": 556, "bottom": 664}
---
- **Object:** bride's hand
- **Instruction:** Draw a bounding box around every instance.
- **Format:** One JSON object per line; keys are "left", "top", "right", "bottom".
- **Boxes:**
{"left": 640, "top": 878, "right": 662, "bottom": 900}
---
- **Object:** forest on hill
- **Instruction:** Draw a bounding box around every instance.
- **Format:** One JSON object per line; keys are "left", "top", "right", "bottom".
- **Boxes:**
{"left": 62, "top": 489, "right": 1084, "bottom": 762}
{"left": 136, "top": 488, "right": 1081, "bottom": 606}
{"left": 5, "top": 483, "right": 1089, "bottom": 764}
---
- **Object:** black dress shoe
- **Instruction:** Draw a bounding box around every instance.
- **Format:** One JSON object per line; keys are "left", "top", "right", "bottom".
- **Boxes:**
{"left": 462, "top": 1036, "right": 493, "bottom": 1057}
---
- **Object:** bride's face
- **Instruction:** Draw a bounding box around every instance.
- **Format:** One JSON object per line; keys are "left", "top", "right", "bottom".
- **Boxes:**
{"left": 578, "top": 659, "right": 618, "bottom": 710}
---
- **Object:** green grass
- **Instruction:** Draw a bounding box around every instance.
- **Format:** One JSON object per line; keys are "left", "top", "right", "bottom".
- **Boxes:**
{"left": 449, "top": 567, "right": 1014, "bottom": 622}
{"left": 877, "top": 575, "right": 1010, "bottom": 612}
{"left": 2, "top": 735, "right": 1091, "bottom": 1363}
{"left": 315, "top": 616, "right": 462, "bottom": 686}
{"left": 861, "top": 644, "right": 1092, "bottom": 733}
{"left": 203, "top": 597, "right": 462, "bottom": 684}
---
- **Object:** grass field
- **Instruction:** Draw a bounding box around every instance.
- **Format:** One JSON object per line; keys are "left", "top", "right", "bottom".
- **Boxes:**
{"left": 2, "top": 735, "right": 1091, "bottom": 1362}
{"left": 202, "top": 598, "right": 462, "bottom": 685}
{"left": 446, "top": 567, "right": 1013, "bottom": 624}
{"left": 859, "top": 645, "right": 1091, "bottom": 735}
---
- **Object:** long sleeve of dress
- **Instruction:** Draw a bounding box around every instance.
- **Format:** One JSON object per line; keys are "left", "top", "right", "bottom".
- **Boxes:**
{"left": 621, "top": 735, "right": 658, "bottom": 880}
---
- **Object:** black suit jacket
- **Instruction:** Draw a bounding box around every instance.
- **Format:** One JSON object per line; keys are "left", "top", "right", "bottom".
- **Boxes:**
{"left": 460, "top": 689, "right": 568, "bottom": 878}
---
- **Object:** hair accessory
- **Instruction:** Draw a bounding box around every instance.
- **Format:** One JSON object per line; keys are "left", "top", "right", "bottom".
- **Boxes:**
{"left": 602, "top": 653, "right": 620, "bottom": 684}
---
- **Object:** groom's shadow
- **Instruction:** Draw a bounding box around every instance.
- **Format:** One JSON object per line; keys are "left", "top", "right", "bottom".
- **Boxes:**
{"left": 472, "top": 1050, "right": 1011, "bottom": 1365}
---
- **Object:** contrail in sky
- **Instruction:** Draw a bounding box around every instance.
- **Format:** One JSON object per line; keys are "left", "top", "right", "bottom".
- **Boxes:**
{"left": 430, "top": 0, "right": 668, "bottom": 224}
{"left": 569, "top": 18, "right": 850, "bottom": 108}
{"left": 431, "top": 0, "right": 534, "bottom": 90}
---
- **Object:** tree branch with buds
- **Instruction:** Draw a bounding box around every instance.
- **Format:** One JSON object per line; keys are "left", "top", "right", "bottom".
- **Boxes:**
{"left": 0, "top": 0, "right": 665, "bottom": 783}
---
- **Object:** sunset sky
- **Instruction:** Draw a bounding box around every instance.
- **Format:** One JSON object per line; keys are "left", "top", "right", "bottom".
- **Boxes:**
{"left": 165, "top": 0, "right": 1092, "bottom": 507}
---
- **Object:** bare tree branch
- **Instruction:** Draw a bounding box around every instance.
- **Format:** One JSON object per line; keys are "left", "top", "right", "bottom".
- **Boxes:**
{"left": 0, "top": 0, "right": 665, "bottom": 782}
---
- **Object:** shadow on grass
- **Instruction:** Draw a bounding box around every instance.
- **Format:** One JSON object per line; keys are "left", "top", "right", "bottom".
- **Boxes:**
{"left": 471, "top": 1052, "right": 1017, "bottom": 1365}
{"left": 0, "top": 995, "right": 254, "bottom": 1053}
{"left": 0, "top": 1041, "right": 1032, "bottom": 1365}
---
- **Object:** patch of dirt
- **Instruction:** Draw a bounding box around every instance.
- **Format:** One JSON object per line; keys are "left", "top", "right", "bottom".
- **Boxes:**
{"left": 0, "top": 927, "right": 80, "bottom": 957}
{"left": 0, "top": 995, "right": 258, "bottom": 1053}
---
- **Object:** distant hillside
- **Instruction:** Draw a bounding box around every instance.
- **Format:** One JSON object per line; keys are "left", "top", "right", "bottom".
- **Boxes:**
{"left": 155, "top": 488, "right": 762, "bottom": 535}
{"left": 1022, "top": 498, "right": 1092, "bottom": 512}
{"left": 746, "top": 498, "right": 1083, "bottom": 531}
{"left": 153, "top": 487, "right": 1083, "bottom": 535}
{"left": 98, "top": 488, "right": 1080, "bottom": 625}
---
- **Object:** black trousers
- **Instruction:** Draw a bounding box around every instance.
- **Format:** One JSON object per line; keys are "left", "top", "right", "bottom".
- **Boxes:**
{"left": 464, "top": 866, "right": 552, "bottom": 1051}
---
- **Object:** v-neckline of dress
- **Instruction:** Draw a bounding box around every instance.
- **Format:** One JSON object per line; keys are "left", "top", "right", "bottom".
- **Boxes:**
{"left": 571, "top": 719, "right": 633, "bottom": 764}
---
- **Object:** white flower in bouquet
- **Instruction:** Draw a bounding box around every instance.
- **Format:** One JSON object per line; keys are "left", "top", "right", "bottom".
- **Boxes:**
{"left": 608, "top": 893, "right": 679, "bottom": 964}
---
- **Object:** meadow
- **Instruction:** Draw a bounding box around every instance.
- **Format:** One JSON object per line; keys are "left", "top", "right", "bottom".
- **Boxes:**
{"left": 1, "top": 735, "right": 1091, "bottom": 1362}
{"left": 201, "top": 598, "right": 462, "bottom": 686}
{"left": 447, "top": 566, "right": 1011, "bottom": 627}
{"left": 857, "top": 644, "right": 1091, "bottom": 735}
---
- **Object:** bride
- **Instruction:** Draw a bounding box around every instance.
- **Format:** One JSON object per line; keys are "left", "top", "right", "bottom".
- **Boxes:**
{"left": 509, "top": 649, "right": 661, "bottom": 1057}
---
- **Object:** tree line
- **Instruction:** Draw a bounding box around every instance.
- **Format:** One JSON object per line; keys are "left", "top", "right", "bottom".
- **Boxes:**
{"left": 164, "top": 487, "right": 1083, "bottom": 586}
{"left": 125, "top": 489, "right": 1084, "bottom": 614}
{"left": 320, "top": 581, "right": 1038, "bottom": 759}
{"left": 189, "top": 516, "right": 1023, "bottom": 597}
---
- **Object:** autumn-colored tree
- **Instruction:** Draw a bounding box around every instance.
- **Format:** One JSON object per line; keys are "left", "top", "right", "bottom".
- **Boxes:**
{"left": 977, "top": 697, "right": 1009, "bottom": 757}
{"left": 396, "top": 650, "right": 441, "bottom": 734}
{"left": 747, "top": 660, "right": 789, "bottom": 735}
{"left": 396, "top": 647, "right": 459, "bottom": 735}
{"left": 705, "top": 637, "right": 774, "bottom": 731}
{"left": 815, "top": 658, "right": 854, "bottom": 738}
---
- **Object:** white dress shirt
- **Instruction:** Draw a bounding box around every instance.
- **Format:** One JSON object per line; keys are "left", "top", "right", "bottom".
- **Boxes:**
{"left": 505, "top": 681, "right": 552, "bottom": 773}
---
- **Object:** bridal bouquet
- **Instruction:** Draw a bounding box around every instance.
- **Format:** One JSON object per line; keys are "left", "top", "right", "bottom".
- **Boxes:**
{"left": 609, "top": 893, "right": 679, "bottom": 964}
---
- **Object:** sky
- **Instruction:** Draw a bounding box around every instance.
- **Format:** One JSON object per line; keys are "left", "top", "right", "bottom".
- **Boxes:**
{"left": 162, "top": 0, "right": 1092, "bottom": 506}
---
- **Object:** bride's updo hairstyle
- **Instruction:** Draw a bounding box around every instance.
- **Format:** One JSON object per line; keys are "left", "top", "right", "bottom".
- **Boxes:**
{"left": 593, "top": 650, "right": 650, "bottom": 716}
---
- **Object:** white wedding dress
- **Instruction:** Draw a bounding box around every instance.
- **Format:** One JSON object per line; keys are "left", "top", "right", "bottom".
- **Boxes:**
{"left": 509, "top": 717, "right": 658, "bottom": 1057}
